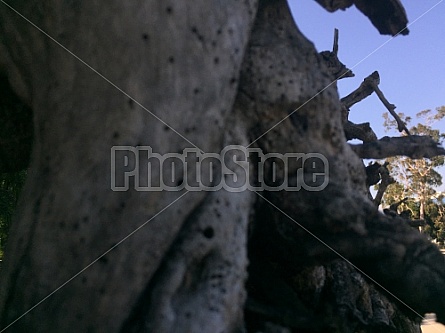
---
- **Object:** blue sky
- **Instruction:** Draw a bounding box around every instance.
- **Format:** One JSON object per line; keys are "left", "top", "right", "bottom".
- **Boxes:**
{"left": 289, "top": 1, "right": 445, "bottom": 139}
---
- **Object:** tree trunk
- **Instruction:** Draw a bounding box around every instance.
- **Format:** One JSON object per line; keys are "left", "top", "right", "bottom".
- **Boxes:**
{"left": 0, "top": 1, "right": 257, "bottom": 332}
{"left": 419, "top": 199, "right": 425, "bottom": 233}
{"left": 1, "top": 1, "right": 444, "bottom": 332}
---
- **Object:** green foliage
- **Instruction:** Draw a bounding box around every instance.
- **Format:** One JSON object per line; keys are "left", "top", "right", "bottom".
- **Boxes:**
{"left": 0, "top": 170, "right": 27, "bottom": 259}
{"left": 380, "top": 107, "right": 445, "bottom": 246}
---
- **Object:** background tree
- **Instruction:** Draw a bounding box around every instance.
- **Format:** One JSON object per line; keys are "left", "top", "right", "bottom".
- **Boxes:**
{"left": 381, "top": 108, "right": 445, "bottom": 236}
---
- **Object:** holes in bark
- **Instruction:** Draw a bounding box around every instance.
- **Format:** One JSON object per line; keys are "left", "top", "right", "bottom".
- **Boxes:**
{"left": 81, "top": 276, "right": 87, "bottom": 284}
{"left": 214, "top": 57, "right": 219, "bottom": 65}
{"left": 168, "top": 56, "right": 175, "bottom": 64}
{"left": 191, "top": 26, "right": 204, "bottom": 42}
{"left": 166, "top": 6, "right": 173, "bottom": 14}
{"left": 128, "top": 99, "right": 134, "bottom": 109}
{"left": 142, "top": 33, "right": 149, "bottom": 41}
{"left": 113, "top": 131, "right": 119, "bottom": 139}
{"left": 203, "top": 227, "right": 214, "bottom": 239}
{"left": 193, "top": 88, "right": 200, "bottom": 95}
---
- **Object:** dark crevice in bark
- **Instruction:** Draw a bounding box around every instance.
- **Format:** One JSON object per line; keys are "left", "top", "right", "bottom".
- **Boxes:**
{"left": 246, "top": 194, "right": 326, "bottom": 332}
{"left": 0, "top": 72, "right": 33, "bottom": 173}
{"left": 120, "top": 193, "right": 210, "bottom": 333}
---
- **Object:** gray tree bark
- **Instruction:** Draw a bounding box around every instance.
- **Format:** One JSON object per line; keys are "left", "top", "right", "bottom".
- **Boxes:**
{"left": 0, "top": 0, "right": 444, "bottom": 332}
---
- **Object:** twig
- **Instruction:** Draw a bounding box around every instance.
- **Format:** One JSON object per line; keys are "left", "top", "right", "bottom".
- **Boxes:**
{"left": 333, "top": 28, "right": 339, "bottom": 56}
{"left": 368, "top": 81, "right": 410, "bottom": 135}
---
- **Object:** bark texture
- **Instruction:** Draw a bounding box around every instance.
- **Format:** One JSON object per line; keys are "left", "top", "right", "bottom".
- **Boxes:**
{"left": 0, "top": 0, "right": 444, "bottom": 332}
{"left": 0, "top": 1, "right": 257, "bottom": 332}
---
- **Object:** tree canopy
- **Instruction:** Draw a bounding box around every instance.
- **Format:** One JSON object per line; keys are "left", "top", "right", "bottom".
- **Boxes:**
{"left": 379, "top": 107, "right": 445, "bottom": 244}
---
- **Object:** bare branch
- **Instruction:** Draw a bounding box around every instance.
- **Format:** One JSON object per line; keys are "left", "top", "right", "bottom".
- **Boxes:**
{"left": 373, "top": 163, "right": 395, "bottom": 206}
{"left": 341, "top": 71, "right": 410, "bottom": 135}
{"left": 389, "top": 197, "right": 408, "bottom": 212}
{"left": 319, "top": 28, "right": 353, "bottom": 80}
{"left": 319, "top": 51, "right": 354, "bottom": 80}
{"left": 344, "top": 121, "right": 377, "bottom": 142}
{"left": 369, "top": 80, "right": 410, "bottom": 135}
{"left": 332, "top": 28, "right": 339, "bottom": 56}
{"left": 354, "top": 0, "right": 409, "bottom": 36}
{"left": 314, "top": 0, "right": 353, "bottom": 12}
{"left": 341, "top": 71, "right": 379, "bottom": 109}
{"left": 350, "top": 135, "right": 445, "bottom": 159}
{"left": 316, "top": 0, "right": 409, "bottom": 36}
{"left": 365, "top": 162, "right": 383, "bottom": 187}
{"left": 383, "top": 210, "right": 425, "bottom": 227}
